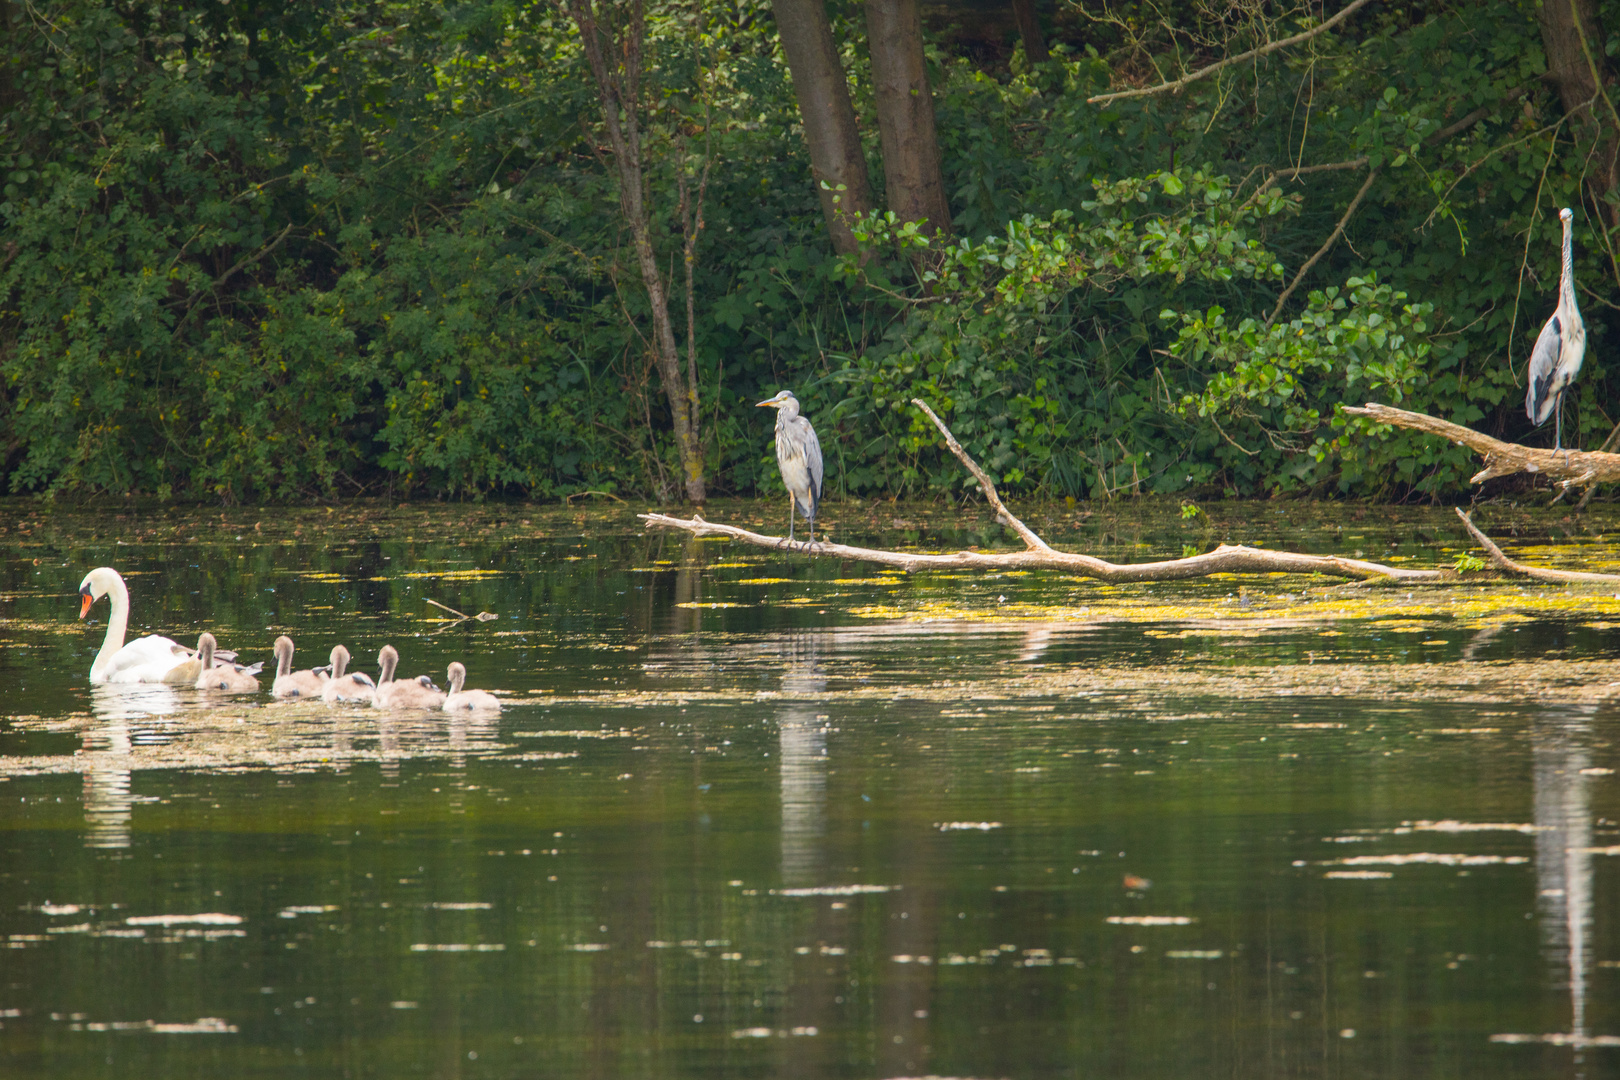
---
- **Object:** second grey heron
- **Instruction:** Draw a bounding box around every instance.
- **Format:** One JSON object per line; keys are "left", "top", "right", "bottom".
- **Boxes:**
{"left": 1526, "top": 206, "right": 1586, "bottom": 453}
{"left": 756, "top": 389, "right": 824, "bottom": 544}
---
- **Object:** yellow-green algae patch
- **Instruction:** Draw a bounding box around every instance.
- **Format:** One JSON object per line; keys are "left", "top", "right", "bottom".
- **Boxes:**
{"left": 842, "top": 581, "right": 1620, "bottom": 630}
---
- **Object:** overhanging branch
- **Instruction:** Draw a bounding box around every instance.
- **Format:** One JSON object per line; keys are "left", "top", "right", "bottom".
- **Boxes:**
{"left": 643, "top": 400, "right": 1620, "bottom": 585}
{"left": 1343, "top": 402, "right": 1620, "bottom": 487}
{"left": 1087, "top": 0, "right": 1378, "bottom": 105}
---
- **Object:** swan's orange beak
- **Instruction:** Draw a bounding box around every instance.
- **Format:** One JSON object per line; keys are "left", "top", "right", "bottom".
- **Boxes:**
{"left": 78, "top": 591, "right": 94, "bottom": 620}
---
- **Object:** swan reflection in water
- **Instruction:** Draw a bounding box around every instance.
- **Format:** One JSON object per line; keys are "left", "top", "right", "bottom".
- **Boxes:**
{"left": 82, "top": 684, "right": 182, "bottom": 849}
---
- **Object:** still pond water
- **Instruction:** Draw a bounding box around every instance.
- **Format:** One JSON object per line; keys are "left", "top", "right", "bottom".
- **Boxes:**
{"left": 1, "top": 498, "right": 1619, "bottom": 1079}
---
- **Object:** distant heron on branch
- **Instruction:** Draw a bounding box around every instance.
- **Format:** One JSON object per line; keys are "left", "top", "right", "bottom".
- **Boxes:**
{"left": 757, "top": 389, "right": 824, "bottom": 545}
{"left": 1526, "top": 206, "right": 1586, "bottom": 454}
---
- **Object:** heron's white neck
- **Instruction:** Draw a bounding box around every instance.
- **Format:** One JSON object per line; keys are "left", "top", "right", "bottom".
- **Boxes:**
{"left": 1561, "top": 215, "right": 1580, "bottom": 314}
{"left": 778, "top": 398, "right": 800, "bottom": 422}
{"left": 90, "top": 576, "right": 132, "bottom": 682}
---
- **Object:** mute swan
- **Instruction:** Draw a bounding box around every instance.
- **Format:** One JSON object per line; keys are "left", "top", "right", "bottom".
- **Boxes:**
{"left": 443, "top": 662, "right": 501, "bottom": 712}
{"left": 321, "top": 645, "right": 376, "bottom": 704}
{"left": 271, "top": 636, "right": 329, "bottom": 698}
{"left": 79, "top": 567, "right": 190, "bottom": 684}
{"left": 373, "top": 645, "right": 445, "bottom": 709}
{"left": 193, "top": 632, "right": 261, "bottom": 693}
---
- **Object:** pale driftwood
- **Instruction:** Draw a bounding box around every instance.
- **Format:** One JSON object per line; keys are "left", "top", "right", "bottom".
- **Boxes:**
{"left": 644, "top": 397, "right": 1437, "bottom": 582}
{"left": 426, "top": 598, "right": 498, "bottom": 634}
{"left": 641, "top": 399, "right": 1620, "bottom": 585}
{"left": 1343, "top": 402, "right": 1620, "bottom": 488}
{"left": 639, "top": 510, "right": 1447, "bottom": 580}
{"left": 1455, "top": 508, "right": 1620, "bottom": 583}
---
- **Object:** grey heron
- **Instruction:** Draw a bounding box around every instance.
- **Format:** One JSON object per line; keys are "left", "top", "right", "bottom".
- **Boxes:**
{"left": 756, "top": 389, "right": 824, "bottom": 544}
{"left": 1526, "top": 206, "right": 1586, "bottom": 453}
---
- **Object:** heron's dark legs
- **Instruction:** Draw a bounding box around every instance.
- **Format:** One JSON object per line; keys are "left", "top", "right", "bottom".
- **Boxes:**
{"left": 1554, "top": 398, "right": 1564, "bottom": 453}
{"left": 785, "top": 495, "right": 795, "bottom": 545}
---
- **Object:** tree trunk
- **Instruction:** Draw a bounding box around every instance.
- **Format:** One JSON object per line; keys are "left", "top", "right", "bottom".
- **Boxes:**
{"left": 771, "top": 0, "right": 876, "bottom": 255}
{"left": 566, "top": 0, "right": 706, "bottom": 503}
{"left": 1536, "top": 0, "right": 1619, "bottom": 220}
{"left": 1009, "top": 0, "right": 1049, "bottom": 64}
{"left": 864, "top": 0, "right": 952, "bottom": 237}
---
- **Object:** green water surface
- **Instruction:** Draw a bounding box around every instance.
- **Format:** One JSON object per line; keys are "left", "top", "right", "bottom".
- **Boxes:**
{"left": 0, "top": 499, "right": 1616, "bottom": 1079}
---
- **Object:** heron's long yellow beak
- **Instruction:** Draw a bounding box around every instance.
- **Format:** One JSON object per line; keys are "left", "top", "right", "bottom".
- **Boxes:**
{"left": 79, "top": 593, "right": 94, "bottom": 620}
{"left": 755, "top": 400, "right": 777, "bottom": 408}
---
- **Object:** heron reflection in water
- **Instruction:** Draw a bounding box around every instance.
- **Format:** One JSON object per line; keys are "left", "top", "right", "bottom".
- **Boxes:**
{"left": 757, "top": 390, "right": 824, "bottom": 546}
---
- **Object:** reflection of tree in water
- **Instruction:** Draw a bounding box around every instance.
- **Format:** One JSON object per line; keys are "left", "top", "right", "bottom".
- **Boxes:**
{"left": 779, "top": 631, "right": 828, "bottom": 888}
{"left": 1532, "top": 710, "right": 1595, "bottom": 1050}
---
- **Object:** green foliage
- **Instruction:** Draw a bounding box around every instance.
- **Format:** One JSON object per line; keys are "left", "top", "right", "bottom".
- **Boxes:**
{"left": 1, "top": 0, "right": 1617, "bottom": 503}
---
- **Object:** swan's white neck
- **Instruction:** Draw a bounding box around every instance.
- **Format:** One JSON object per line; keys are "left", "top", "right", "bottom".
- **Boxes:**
{"left": 90, "top": 576, "right": 132, "bottom": 682}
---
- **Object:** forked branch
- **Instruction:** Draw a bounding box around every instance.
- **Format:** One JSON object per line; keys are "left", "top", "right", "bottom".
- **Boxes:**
{"left": 640, "top": 400, "right": 1620, "bottom": 585}
{"left": 1343, "top": 402, "right": 1620, "bottom": 487}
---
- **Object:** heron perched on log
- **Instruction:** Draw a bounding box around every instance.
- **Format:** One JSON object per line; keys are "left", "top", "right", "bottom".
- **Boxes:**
{"left": 756, "top": 389, "right": 823, "bottom": 544}
{"left": 1526, "top": 206, "right": 1586, "bottom": 453}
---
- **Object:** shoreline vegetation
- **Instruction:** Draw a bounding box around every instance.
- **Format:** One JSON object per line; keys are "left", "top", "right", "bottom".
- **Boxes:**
{"left": 4, "top": 0, "right": 1619, "bottom": 505}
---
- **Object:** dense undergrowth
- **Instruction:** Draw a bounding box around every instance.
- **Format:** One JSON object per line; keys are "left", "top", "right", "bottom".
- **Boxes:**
{"left": 1, "top": 0, "right": 1615, "bottom": 503}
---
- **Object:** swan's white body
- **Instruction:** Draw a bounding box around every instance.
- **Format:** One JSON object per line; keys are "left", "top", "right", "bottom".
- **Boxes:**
{"left": 271, "top": 636, "right": 329, "bottom": 699}
{"left": 79, "top": 567, "right": 189, "bottom": 685}
{"left": 321, "top": 645, "right": 376, "bottom": 703}
{"left": 443, "top": 662, "right": 502, "bottom": 712}
{"left": 373, "top": 645, "right": 445, "bottom": 709}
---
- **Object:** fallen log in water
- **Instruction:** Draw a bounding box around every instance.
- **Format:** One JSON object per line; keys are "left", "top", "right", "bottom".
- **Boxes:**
{"left": 639, "top": 399, "right": 1620, "bottom": 585}
{"left": 1342, "top": 402, "right": 1620, "bottom": 489}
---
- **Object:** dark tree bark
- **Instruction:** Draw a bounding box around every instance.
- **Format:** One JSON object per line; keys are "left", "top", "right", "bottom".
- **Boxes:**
{"left": 864, "top": 0, "right": 952, "bottom": 237}
{"left": 771, "top": 0, "right": 876, "bottom": 255}
{"left": 1536, "top": 0, "right": 1620, "bottom": 220}
{"left": 565, "top": 0, "right": 706, "bottom": 503}
{"left": 0, "top": 0, "right": 17, "bottom": 117}
{"left": 1010, "top": 0, "right": 1049, "bottom": 64}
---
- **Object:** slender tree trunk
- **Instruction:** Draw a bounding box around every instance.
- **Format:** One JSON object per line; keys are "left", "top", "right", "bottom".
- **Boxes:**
{"left": 0, "top": 0, "right": 18, "bottom": 117}
{"left": 1009, "top": 0, "right": 1049, "bottom": 64}
{"left": 1537, "top": 0, "right": 1619, "bottom": 223}
{"left": 864, "top": 0, "right": 952, "bottom": 237}
{"left": 566, "top": 0, "right": 706, "bottom": 503}
{"left": 771, "top": 0, "right": 876, "bottom": 255}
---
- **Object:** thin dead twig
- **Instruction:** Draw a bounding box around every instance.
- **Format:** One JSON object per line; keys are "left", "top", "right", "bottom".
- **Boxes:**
{"left": 1456, "top": 508, "right": 1620, "bottom": 582}
{"left": 1267, "top": 166, "right": 1379, "bottom": 324}
{"left": 1087, "top": 0, "right": 1378, "bottom": 105}
{"left": 426, "top": 598, "right": 499, "bottom": 633}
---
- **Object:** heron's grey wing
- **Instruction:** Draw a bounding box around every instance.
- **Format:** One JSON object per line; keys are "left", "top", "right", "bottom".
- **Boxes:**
{"left": 1526, "top": 313, "right": 1562, "bottom": 424}
{"left": 802, "top": 417, "right": 824, "bottom": 507}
